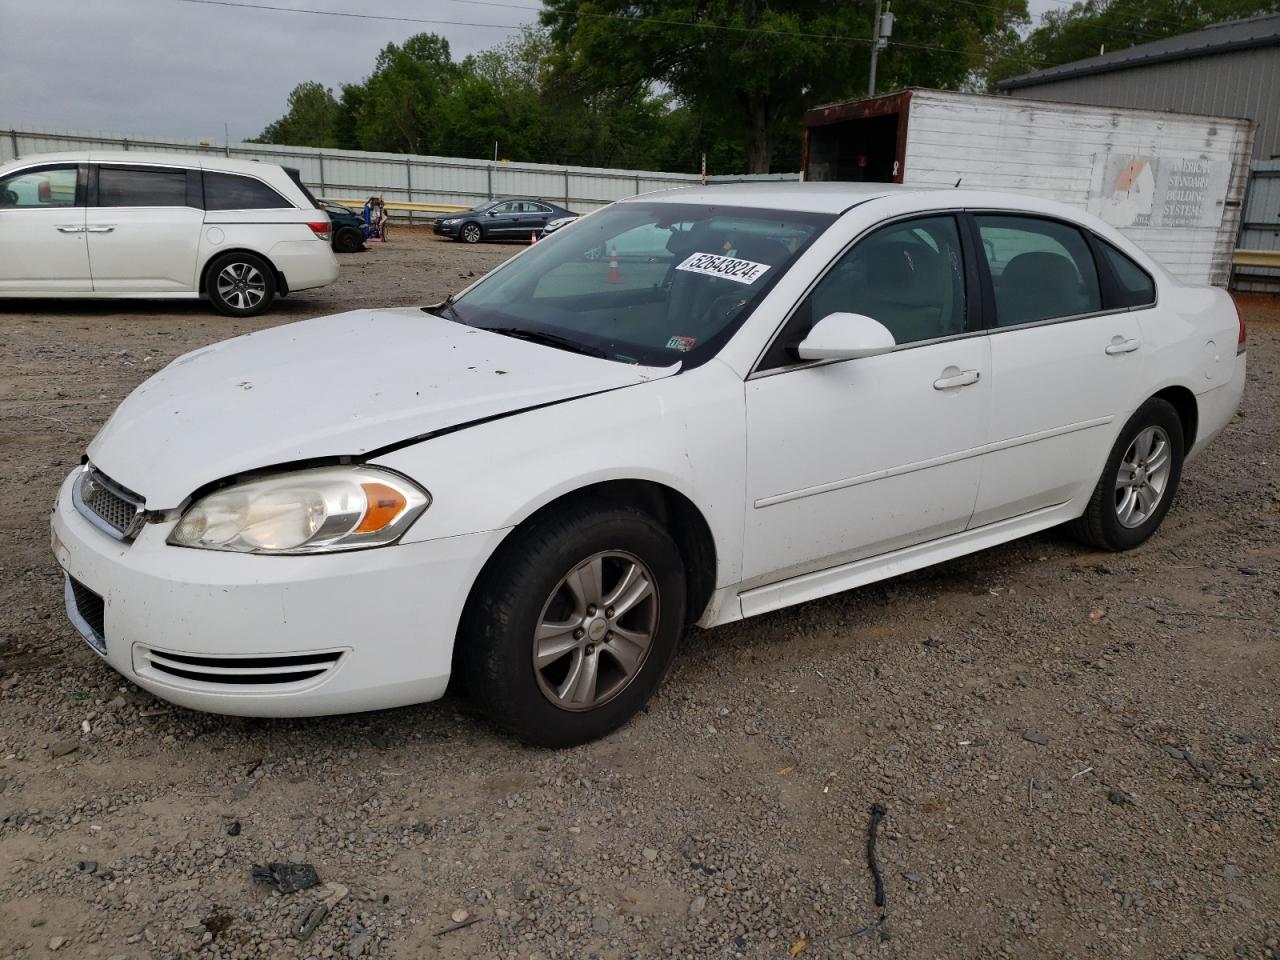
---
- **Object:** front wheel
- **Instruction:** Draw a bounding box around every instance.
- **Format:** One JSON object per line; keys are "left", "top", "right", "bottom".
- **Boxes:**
{"left": 205, "top": 252, "right": 276, "bottom": 317}
{"left": 1069, "top": 398, "right": 1184, "bottom": 550}
{"left": 460, "top": 222, "right": 482, "bottom": 244}
{"left": 457, "top": 502, "right": 686, "bottom": 747}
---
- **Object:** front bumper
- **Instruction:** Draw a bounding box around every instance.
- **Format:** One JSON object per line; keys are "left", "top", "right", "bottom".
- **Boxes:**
{"left": 51, "top": 468, "right": 507, "bottom": 717}
{"left": 432, "top": 221, "right": 461, "bottom": 237}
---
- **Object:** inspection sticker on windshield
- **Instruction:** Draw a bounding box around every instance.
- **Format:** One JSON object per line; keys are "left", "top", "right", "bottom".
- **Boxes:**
{"left": 666, "top": 335, "right": 697, "bottom": 352}
{"left": 675, "top": 252, "right": 771, "bottom": 285}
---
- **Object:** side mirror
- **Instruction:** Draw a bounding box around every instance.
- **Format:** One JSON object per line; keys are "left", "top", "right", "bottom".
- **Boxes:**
{"left": 796, "top": 312, "right": 896, "bottom": 361}
{"left": 487, "top": 210, "right": 498, "bottom": 217}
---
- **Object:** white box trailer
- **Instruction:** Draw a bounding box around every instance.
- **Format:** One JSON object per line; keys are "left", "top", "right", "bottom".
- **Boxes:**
{"left": 801, "top": 88, "right": 1255, "bottom": 287}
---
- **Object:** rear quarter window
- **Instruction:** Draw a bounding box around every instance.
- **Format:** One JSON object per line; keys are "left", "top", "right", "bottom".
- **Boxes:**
{"left": 203, "top": 171, "right": 291, "bottom": 210}
{"left": 1097, "top": 241, "right": 1156, "bottom": 307}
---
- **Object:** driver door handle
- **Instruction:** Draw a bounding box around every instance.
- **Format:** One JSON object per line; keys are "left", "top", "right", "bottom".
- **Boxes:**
{"left": 933, "top": 369, "right": 981, "bottom": 390}
{"left": 85, "top": 225, "right": 116, "bottom": 233}
{"left": 1105, "top": 337, "right": 1140, "bottom": 355}
{"left": 56, "top": 225, "right": 85, "bottom": 233}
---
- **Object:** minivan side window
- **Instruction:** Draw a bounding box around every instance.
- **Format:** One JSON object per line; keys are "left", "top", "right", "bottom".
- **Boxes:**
{"left": 98, "top": 166, "right": 189, "bottom": 207}
{"left": 1096, "top": 240, "right": 1156, "bottom": 307}
{"left": 0, "top": 166, "right": 79, "bottom": 208}
{"left": 976, "top": 215, "right": 1102, "bottom": 327}
{"left": 203, "top": 172, "right": 290, "bottom": 210}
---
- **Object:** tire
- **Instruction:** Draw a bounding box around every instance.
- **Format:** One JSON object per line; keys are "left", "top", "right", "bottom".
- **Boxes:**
{"left": 457, "top": 501, "right": 687, "bottom": 747}
{"left": 333, "top": 226, "right": 364, "bottom": 253}
{"left": 205, "top": 251, "right": 276, "bottom": 317}
{"left": 460, "top": 221, "right": 482, "bottom": 244}
{"left": 1068, "top": 398, "right": 1185, "bottom": 551}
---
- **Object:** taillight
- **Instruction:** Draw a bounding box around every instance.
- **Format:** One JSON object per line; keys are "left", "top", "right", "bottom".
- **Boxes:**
{"left": 1234, "top": 296, "right": 1246, "bottom": 354}
{"left": 307, "top": 221, "right": 331, "bottom": 240}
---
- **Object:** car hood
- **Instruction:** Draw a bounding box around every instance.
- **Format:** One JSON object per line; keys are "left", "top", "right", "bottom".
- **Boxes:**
{"left": 88, "top": 308, "right": 676, "bottom": 507}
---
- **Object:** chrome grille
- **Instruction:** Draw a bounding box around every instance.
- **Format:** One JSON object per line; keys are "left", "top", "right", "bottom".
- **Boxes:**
{"left": 73, "top": 465, "right": 145, "bottom": 541}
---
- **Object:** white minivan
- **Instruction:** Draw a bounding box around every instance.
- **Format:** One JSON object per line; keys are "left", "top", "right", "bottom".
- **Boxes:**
{"left": 0, "top": 151, "right": 338, "bottom": 316}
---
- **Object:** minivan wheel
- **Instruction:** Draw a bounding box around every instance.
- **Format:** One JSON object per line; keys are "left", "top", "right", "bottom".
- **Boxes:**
{"left": 333, "top": 226, "right": 364, "bottom": 253}
{"left": 460, "top": 222, "right": 482, "bottom": 244}
{"left": 457, "top": 502, "right": 686, "bottom": 747}
{"left": 206, "top": 252, "right": 276, "bottom": 317}
{"left": 1069, "top": 398, "right": 1184, "bottom": 551}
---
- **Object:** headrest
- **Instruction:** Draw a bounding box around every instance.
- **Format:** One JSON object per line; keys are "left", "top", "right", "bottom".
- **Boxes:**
{"left": 860, "top": 242, "right": 944, "bottom": 307}
{"left": 1002, "top": 252, "right": 1080, "bottom": 293}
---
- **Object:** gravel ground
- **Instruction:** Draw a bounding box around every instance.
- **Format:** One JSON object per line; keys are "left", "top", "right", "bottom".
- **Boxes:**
{"left": 0, "top": 230, "right": 1276, "bottom": 960}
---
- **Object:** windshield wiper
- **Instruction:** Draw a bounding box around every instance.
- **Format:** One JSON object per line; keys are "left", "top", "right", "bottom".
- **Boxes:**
{"left": 484, "top": 326, "right": 609, "bottom": 359}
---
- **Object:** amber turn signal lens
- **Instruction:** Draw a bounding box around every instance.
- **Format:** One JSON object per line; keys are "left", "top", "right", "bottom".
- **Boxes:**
{"left": 355, "top": 482, "right": 407, "bottom": 533}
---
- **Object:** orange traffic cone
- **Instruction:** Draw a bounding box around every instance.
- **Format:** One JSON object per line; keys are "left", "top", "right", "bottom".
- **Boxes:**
{"left": 530, "top": 230, "right": 537, "bottom": 244}
{"left": 606, "top": 251, "right": 621, "bottom": 284}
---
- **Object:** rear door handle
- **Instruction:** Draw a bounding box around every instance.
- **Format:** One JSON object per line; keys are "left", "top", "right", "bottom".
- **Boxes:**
{"left": 933, "top": 369, "right": 981, "bottom": 390}
{"left": 56, "top": 225, "right": 85, "bottom": 233}
{"left": 85, "top": 225, "right": 116, "bottom": 233}
{"left": 1106, "top": 337, "right": 1140, "bottom": 355}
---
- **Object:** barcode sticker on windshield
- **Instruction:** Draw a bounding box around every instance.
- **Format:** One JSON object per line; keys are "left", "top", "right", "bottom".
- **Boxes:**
{"left": 675, "top": 252, "right": 771, "bottom": 285}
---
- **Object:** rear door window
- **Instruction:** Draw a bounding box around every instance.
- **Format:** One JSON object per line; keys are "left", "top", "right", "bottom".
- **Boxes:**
{"left": 203, "top": 171, "right": 291, "bottom": 210}
{"left": 98, "top": 166, "right": 189, "bottom": 207}
{"left": 977, "top": 215, "right": 1102, "bottom": 326}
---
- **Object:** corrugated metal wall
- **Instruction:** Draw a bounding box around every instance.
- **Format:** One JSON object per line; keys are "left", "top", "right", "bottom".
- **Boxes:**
{"left": 1, "top": 126, "right": 798, "bottom": 218}
{"left": 1236, "top": 159, "right": 1280, "bottom": 292}
{"left": 1003, "top": 47, "right": 1280, "bottom": 163}
{"left": 902, "top": 90, "right": 1254, "bottom": 286}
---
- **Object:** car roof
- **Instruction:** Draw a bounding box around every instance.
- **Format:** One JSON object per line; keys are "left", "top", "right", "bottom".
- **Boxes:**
{"left": 628, "top": 180, "right": 1121, "bottom": 226}
{"left": 629, "top": 181, "right": 913, "bottom": 213}
{"left": 1, "top": 150, "right": 288, "bottom": 178}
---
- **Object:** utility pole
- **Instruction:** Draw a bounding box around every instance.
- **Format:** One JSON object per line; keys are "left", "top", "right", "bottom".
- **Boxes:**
{"left": 868, "top": 1, "right": 894, "bottom": 96}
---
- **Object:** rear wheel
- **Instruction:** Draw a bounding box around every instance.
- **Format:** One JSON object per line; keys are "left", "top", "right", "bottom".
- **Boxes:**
{"left": 1069, "top": 398, "right": 1184, "bottom": 550}
{"left": 333, "top": 226, "right": 364, "bottom": 253}
{"left": 205, "top": 252, "right": 276, "bottom": 317}
{"left": 460, "top": 222, "right": 482, "bottom": 244}
{"left": 457, "top": 502, "right": 686, "bottom": 747}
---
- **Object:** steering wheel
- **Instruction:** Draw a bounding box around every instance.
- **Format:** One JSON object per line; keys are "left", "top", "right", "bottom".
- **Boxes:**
{"left": 0, "top": 188, "right": 17, "bottom": 207}
{"left": 701, "top": 292, "right": 750, "bottom": 330}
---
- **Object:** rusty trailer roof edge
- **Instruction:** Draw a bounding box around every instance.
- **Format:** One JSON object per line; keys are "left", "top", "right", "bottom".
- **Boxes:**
{"left": 803, "top": 88, "right": 1256, "bottom": 133}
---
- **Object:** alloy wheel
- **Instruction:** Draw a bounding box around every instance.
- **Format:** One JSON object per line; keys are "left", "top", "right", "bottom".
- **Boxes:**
{"left": 462, "top": 223, "right": 481, "bottom": 244}
{"left": 1115, "top": 425, "right": 1172, "bottom": 528}
{"left": 532, "top": 551, "right": 659, "bottom": 712}
{"left": 215, "top": 261, "right": 267, "bottom": 311}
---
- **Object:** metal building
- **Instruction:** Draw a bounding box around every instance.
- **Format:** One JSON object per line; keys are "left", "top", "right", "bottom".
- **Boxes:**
{"left": 996, "top": 13, "right": 1280, "bottom": 161}
{"left": 996, "top": 13, "right": 1280, "bottom": 291}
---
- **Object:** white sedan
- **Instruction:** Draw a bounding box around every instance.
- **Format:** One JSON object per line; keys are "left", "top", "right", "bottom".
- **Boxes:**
{"left": 51, "top": 183, "right": 1246, "bottom": 746}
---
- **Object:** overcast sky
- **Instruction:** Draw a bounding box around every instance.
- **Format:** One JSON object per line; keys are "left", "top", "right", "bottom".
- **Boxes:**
{"left": 0, "top": 0, "right": 1060, "bottom": 144}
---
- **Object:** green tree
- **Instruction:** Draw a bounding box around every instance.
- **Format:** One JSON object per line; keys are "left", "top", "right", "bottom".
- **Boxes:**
{"left": 253, "top": 81, "right": 340, "bottom": 147}
{"left": 540, "top": 0, "right": 1027, "bottom": 172}
{"left": 355, "top": 34, "right": 457, "bottom": 153}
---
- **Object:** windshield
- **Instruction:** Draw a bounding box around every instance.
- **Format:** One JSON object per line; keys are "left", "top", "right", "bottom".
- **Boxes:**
{"left": 442, "top": 202, "right": 833, "bottom": 366}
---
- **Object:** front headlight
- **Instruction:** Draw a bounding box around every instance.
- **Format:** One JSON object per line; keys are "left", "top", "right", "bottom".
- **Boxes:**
{"left": 442, "top": 218, "right": 460, "bottom": 225}
{"left": 168, "top": 466, "right": 429, "bottom": 554}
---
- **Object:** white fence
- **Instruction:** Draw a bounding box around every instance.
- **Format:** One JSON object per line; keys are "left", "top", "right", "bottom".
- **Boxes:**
{"left": 2, "top": 126, "right": 797, "bottom": 219}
